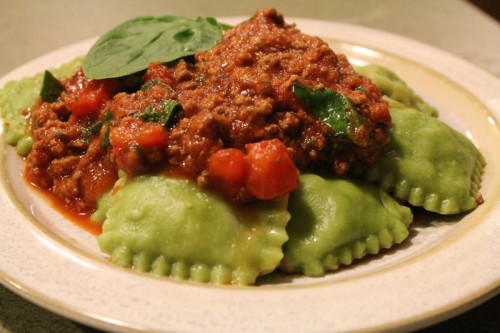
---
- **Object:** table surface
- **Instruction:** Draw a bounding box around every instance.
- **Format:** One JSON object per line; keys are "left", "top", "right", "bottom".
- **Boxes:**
{"left": 0, "top": 0, "right": 499, "bottom": 332}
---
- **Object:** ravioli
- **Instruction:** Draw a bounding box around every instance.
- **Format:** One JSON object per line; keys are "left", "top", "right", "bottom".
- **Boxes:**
{"left": 0, "top": 58, "right": 82, "bottom": 155}
{"left": 97, "top": 175, "right": 290, "bottom": 285}
{"left": 360, "top": 107, "right": 485, "bottom": 214}
{"left": 280, "top": 174, "right": 413, "bottom": 277}
{"left": 355, "top": 64, "right": 439, "bottom": 117}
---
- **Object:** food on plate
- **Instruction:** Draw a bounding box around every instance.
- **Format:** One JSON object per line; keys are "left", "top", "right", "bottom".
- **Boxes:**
{"left": 97, "top": 174, "right": 290, "bottom": 285}
{"left": 0, "top": 8, "right": 485, "bottom": 285}
{"left": 280, "top": 174, "right": 413, "bottom": 276}
{"left": 82, "top": 15, "right": 226, "bottom": 80}
{"left": 358, "top": 107, "right": 485, "bottom": 214}
{"left": 355, "top": 64, "right": 439, "bottom": 117}
{"left": 0, "top": 58, "right": 83, "bottom": 155}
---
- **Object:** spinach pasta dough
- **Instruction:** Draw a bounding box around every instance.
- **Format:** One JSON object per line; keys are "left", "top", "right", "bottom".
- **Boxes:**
{"left": 97, "top": 175, "right": 290, "bottom": 285}
{"left": 360, "top": 107, "right": 485, "bottom": 214}
{"left": 355, "top": 64, "right": 439, "bottom": 117}
{"left": 0, "top": 57, "right": 82, "bottom": 155}
{"left": 280, "top": 174, "right": 413, "bottom": 277}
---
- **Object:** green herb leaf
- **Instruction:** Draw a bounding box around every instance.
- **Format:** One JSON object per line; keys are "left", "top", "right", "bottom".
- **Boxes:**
{"left": 162, "top": 100, "right": 180, "bottom": 124}
{"left": 136, "top": 100, "right": 180, "bottom": 126}
{"left": 293, "top": 83, "right": 363, "bottom": 140}
{"left": 40, "top": 70, "right": 65, "bottom": 103}
{"left": 87, "top": 110, "right": 113, "bottom": 141}
{"left": 140, "top": 79, "right": 174, "bottom": 92}
{"left": 83, "top": 15, "right": 225, "bottom": 79}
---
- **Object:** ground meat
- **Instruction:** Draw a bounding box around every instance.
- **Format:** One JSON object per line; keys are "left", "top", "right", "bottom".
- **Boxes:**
{"left": 149, "top": 7, "right": 390, "bottom": 176}
{"left": 24, "top": 8, "right": 390, "bottom": 211}
{"left": 26, "top": 102, "right": 89, "bottom": 210}
{"left": 25, "top": 68, "right": 118, "bottom": 212}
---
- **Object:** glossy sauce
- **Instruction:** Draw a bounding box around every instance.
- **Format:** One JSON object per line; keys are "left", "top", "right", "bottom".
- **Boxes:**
{"left": 25, "top": 174, "right": 102, "bottom": 235}
{"left": 22, "top": 8, "right": 390, "bottom": 217}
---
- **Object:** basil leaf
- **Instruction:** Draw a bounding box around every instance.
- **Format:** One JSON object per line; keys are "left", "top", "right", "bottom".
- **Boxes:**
{"left": 83, "top": 15, "right": 225, "bottom": 79}
{"left": 162, "top": 100, "right": 180, "bottom": 125}
{"left": 137, "top": 100, "right": 180, "bottom": 125}
{"left": 141, "top": 79, "right": 173, "bottom": 92}
{"left": 87, "top": 110, "right": 113, "bottom": 137}
{"left": 40, "top": 70, "right": 65, "bottom": 103}
{"left": 293, "top": 83, "right": 363, "bottom": 140}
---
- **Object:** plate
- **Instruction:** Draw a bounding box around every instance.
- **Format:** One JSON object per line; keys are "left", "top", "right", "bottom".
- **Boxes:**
{"left": 1, "top": 17, "right": 499, "bottom": 333}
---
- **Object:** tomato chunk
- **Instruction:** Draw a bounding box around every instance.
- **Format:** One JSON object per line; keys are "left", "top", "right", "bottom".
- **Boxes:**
{"left": 81, "top": 158, "right": 118, "bottom": 206}
{"left": 65, "top": 80, "right": 116, "bottom": 118}
{"left": 109, "top": 118, "right": 168, "bottom": 149}
{"left": 136, "top": 124, "right": 169, "bottom": 148}
{"left": 207, "top": 148, "right": 249, "bottom": 198}
{"left": 245, "top": 139, "right": 299, "bottom": 200}
{"left": 207, "top": 139, "right": 300, "bottom": 201}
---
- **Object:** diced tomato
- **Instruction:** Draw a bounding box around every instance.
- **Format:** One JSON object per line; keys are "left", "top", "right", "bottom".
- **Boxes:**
{"left": 207, "top": 148, "right": 248, "bottom": 197}
{"left": 81, "top": 158, "right": 118, "bottom": 206}
{"left": 109, "top": 119, "right": 168, "bottom": 149}
{"left": 109, "top": 119, "right": 168, "bottom": 176}
{"left": 207, "top": 139, "right": 300, "bottom": 201}
{"left": 245, "top": 139, "right": 299, "bottom": 200}
{"left": 136, "top": 123, "right": 169, "bottom": 148}
{"left": 108, "top": 122, "right": 130, "bottom": 149}
{"left": 65, "top": 80, "right": 116, "bottom": 118}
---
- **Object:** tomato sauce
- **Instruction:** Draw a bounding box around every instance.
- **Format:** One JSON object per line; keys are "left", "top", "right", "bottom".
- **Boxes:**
{"left": 22, "top": 8, "right": 390, "bottom": 217}
{"left": 25, "top": 175, "right": 102, "bottom": 235}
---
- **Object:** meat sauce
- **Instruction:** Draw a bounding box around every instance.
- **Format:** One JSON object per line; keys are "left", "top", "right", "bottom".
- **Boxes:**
{"left": 24, "top": 8, "right": 390, "bottom": 214}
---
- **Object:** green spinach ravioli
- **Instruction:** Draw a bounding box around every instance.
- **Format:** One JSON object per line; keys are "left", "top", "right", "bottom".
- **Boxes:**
{"left": 0, "top": 57, "right": 82, "bottom": 155}
{"left": 280, "top": 174, "right": 413, "bottom": 276}
{"left": 355, "top": 64, "right": 439, "bottom": 117}
{"left": 95, "top": 175, "right": 290, "bottom": 285}
{"left": 359, "top": 107, "right": 485, "bottom": 214}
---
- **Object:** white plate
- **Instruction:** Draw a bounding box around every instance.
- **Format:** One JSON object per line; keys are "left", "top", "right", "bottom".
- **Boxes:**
{"left": 1, "top": 17, "right": 499, "bottom": 333}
